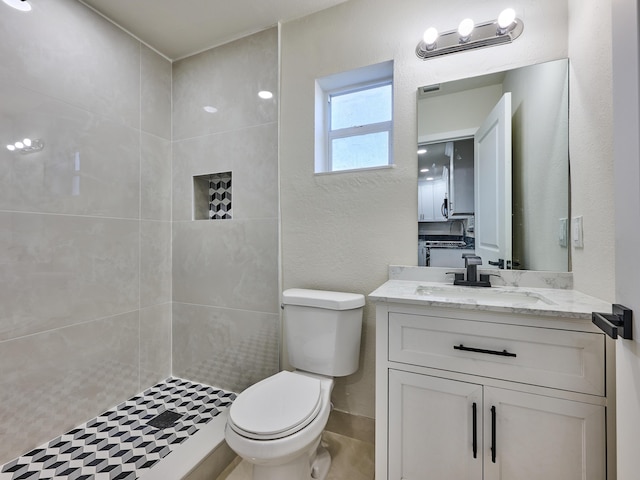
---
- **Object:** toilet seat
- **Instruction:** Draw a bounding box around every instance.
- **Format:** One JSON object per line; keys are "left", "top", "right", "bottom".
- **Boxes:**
{"left": 228, "top": 371, "right": 322, "bottom": 440}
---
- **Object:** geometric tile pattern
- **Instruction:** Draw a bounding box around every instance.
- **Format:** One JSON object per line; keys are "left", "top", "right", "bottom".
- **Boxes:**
{"left": 209, "top": 172, "right": 232, "bottom": 220}
{"left": 0, "top": 378, "right": 235, "bottom": 480}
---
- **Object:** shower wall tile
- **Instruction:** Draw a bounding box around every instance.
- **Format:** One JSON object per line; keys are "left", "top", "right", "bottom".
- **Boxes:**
{"left": 0, "top": 0, "right": 175, "bottom": 465}
{"left": 0, "top": 82, "right": 140, "bottom": 218}
{"left": 140, "top": 220, "right": 172, "bottom": 308}
{"left": 172, "top": 122, "right": 278, "bottom": 221}
{"left": 0, "top": 212, "right": 139, "bottom": 342}
{"left": 141, "top": 132, "right": 172, "bottom": 221}
{"left": 140, "top": 303, "right": 172, "bottom": 390}
{"left": 172, "top": 218, "right": 279, "bottom": 314}
{"left": 172, "top": 27, "right": 278, "bottom": 141}
{"left": 172, "top": 302, "right": 279, "bottom": 393}
{"left": 0, "top": 311, "right": 139, "bottom": 465}
{"left": 141, "top": 45, "right": 172, "bottom": 140}
{"left": 0, "top": 0, "right": 140, "bottom": 129}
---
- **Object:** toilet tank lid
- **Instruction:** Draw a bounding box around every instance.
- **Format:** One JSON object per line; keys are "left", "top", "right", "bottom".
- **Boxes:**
{"left": 282, "top": 288, "right": 365, "bottom": 310}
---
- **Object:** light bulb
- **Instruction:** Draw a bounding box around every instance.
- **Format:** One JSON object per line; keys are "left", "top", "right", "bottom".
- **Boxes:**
{"left": 203, "top": 106, "right": 218, "bottom": 113}
{"left": 423, "top": 27, "right": 439, "bottom": 47}
{"left": 458, "top": 18, "right": 475, "bottom": 39}
{"left": 418, "top": 148, "right": 427, "bottom": 154}
{"left": 258, "top": 90, "right": 273, "bottom": 99}
{"left": 23, "top": 138, "right": 31, "bottom": 147}
{"left": 14, "top": 141, "right": 24, "bottom": 149}
{"left": 6, "top": 144, "right": 16, "bottom": 151}
{"left": 2, "top": 0, "right": 32, "bottom": 11}
{"left": 498, "top": 8, "right": 516, "bottom": 30}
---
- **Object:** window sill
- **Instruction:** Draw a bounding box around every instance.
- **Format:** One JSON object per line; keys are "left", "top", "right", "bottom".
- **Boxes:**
{"left": 314, "top": 164, "right": 396, "bottom": 176}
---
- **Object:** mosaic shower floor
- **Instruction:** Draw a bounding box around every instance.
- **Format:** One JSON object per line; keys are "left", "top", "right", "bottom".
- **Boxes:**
{"left": 0, "top": 378, "right": 235, "bottom": 480}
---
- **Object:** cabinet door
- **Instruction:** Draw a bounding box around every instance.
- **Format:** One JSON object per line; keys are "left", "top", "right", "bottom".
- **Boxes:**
{"left": 483, "top": 387, "right": 606, "bottom": 480}
{"left": 433, "top": 179, "right": 448, "bottom": 221}
{"left": 418, "top": 180, "right": 432, "bottom": 221}
{"left": 388, "top": 370, "right": 482, "bottom": 480}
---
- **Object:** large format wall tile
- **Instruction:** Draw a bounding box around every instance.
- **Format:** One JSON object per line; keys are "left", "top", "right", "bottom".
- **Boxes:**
{"left": 172, "top": 28, "right": 278, "bottom": 141}
{"left": 0, "top": 311, "right": 139, "bottom": 465}
{"left": 141, "top": 45, "right": 172, "bottom": 140}
{"left": 141, "top": 132, "right": 172, "bottom": 221}
{"left": 172, "top": 122, "right": 278, "bottom": 221}
{"left": 172, "top": 218, "right": 279, "bottom": 314}
{"left": 140, "top": 303, "right": 172, "bottom": 390}
{"left": 140, "top": 220, "right": 172, "bottom": 308}
{"left": 0, "top": 212, "right": 139, "bottom": 342}
{"left": 0, "top": 0, "right": 140, "bottom": 129}
{"left": 0, "top": 82, "right": 140, "bottom": 218}
{"left": 172, "top": 302, "right": 279, "bottom": 393}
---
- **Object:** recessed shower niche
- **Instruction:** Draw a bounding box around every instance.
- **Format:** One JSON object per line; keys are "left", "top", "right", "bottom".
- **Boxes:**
{"left": 193, "top": 172, "right": 232, "bottom": 220}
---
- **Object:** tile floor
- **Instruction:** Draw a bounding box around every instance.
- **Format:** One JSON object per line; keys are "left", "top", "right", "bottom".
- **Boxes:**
{"left": 0, "top": 378, "right": 235, "bottom": 480}
{"left": 216, "top": 431, "right": 375, "bottom": 480}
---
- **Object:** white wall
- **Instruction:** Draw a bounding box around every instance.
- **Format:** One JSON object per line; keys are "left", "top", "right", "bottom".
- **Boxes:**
{"left": 504, "top": 60, "right": 569, "bottom": 271}
{"left": 568, "top": 0, "right": 615, "bottom": 300}
{"left": 418, "top": 84, "right": 503, "bottom": 143}
{"left": 280, "top": 0, "right": 575, "bottom": 418}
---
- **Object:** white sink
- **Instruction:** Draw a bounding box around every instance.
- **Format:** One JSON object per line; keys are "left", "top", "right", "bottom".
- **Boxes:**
{"left": 415, "top": 285, "right": 556, "bottom": 306}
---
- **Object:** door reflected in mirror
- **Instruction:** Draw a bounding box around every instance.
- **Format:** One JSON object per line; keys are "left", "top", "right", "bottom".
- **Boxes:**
{"left": 417, "top": 59, "right": 569, "bottom": 272}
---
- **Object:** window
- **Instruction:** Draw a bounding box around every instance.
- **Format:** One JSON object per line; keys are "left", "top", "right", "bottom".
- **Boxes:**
{"left": 315, "top": 61, "right": 393, "bottom": 173}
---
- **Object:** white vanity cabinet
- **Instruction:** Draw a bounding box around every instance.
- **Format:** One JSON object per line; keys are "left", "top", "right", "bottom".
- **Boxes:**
{"left": 375, "top": 303, "right": 610, "bottom": 480}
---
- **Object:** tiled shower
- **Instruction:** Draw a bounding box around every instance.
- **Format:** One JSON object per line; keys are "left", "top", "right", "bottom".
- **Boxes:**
{"left": 0, "top": 0, "right": 279, "bottom": 465}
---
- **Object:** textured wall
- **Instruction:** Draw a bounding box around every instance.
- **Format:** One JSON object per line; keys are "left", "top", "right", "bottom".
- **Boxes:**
{"left": 280, "top": 0, "right": 572, "bottom": 419}
{"left": 0, "top": 0, "right": 172, "bottom": 464}
{"left": 171, "top": 28, "right": 280, "bottom": 393}
{"left": 568, "top": 0, "right": 615, "bottom": 301}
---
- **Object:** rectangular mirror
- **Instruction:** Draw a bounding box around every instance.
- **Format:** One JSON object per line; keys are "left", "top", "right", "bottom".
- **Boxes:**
{"left": 417, "top": 59, "right": 569, "bottom": 272}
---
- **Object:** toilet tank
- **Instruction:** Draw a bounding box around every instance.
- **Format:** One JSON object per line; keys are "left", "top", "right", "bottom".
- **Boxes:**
{"left": 282, "top": 288, "right": 365, "bottom": 377}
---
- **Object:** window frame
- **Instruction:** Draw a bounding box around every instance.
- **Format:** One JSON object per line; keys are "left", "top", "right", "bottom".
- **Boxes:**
{"left": 324, "top": 78, "right": 394, "bottom": 173}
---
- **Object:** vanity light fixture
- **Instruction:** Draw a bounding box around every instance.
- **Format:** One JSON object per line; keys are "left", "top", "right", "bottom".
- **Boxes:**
{"left": 416, "top": 8, "right": 524, "bottom": 60}
{"left": 2, "top": 0, "right": 32, "bottom": 12}
{"left": 6, "top": 138, "right": 44, "bottom": 154}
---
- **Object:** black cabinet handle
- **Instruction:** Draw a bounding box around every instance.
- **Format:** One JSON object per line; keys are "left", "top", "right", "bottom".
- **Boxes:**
{"left": 491, "top": 405, "right": 497, "bottom": 463}
{"left": 472, "top": 402, "right": 478, "bottom": 459}
{"left": 454, "top": 344, "right": 516, "bottom": 357}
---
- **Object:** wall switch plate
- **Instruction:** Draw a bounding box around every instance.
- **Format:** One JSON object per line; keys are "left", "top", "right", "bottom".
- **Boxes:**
{"left": 559, "top": 218, "right": 568, "bottom": 247}
{"left": 572, "top": 216, "right": 584, "bottom": 248}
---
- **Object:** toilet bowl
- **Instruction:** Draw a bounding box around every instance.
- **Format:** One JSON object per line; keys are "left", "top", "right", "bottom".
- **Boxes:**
{"left": 224, "top": 288, "right": 364, "bottom": 480}
{"left": 224, "top": 371, "right": 334, "bottom": 480}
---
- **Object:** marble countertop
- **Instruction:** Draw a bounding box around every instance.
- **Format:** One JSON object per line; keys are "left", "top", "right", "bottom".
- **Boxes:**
{"left": 369, "top": 279, "right": 612, "bottom": 319}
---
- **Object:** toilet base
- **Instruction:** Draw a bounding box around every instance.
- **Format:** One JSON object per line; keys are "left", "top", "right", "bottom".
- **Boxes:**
{"left": 250, "top": 439, "right": 331, "bottom": 480}
{"left": 311, "top": 444, "right": 331, "bottom": 480}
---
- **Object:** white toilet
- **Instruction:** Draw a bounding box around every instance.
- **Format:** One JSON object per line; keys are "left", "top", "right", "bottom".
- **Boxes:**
{"left": 224, "top": 288, "right": 365, "bottom": 480}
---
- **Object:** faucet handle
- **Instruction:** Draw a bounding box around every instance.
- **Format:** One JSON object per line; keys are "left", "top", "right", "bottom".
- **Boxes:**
{"left": 463, "top": 254, "right": 482, "bottom": 266}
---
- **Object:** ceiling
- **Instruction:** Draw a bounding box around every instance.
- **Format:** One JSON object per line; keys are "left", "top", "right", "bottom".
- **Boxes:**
{"left": 80, "top": 0, "right": 349, "bottom": 61}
